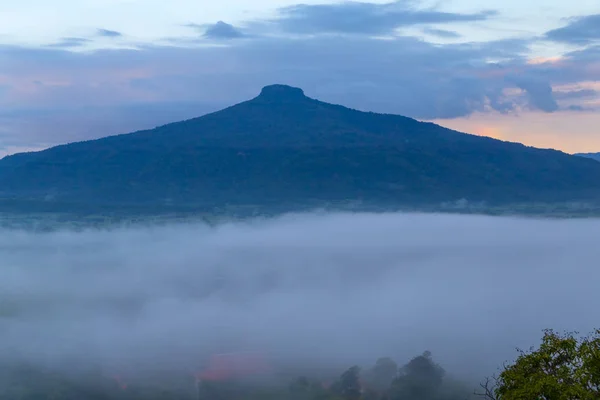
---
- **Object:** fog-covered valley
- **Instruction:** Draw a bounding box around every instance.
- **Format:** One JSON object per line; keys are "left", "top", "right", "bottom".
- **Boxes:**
{"left": 1, "top": 212, "right": 598, "bottom": 394}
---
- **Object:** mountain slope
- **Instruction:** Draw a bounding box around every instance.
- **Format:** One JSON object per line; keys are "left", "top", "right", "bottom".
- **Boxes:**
{"left": 1, "top": 84, "right": 600, "bottom": 211}
{"left": 576, "top": 153, "right": 600, "bottom": 162}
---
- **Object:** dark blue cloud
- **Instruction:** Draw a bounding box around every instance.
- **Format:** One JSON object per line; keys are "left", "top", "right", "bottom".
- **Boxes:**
{"left": 2, "top": 7, "right": 600, "bottom": 149}
{"left": 31, "top": 30, "right": 120, "bottom": 50}
{"left": 0, "top": 36, "right": 537, "bottom": 124}
{"left": 554, "top": 89, "right": 597, "bottom": 100}
{"left": 422, "top": 28, "right": 461, "bottom": 39}
{"left": 566, "top": 44, "right": 600, "bottom": 61}
{"left": 518, "top": 45, "right": 600, "bottom": 90}
{"left": 273, "top": 1, "right": 496, "bottom": 35}
{"left": 508, "top": 75, "right": 559, "bottom": 112}
{"left": 97, "top": 29, "right": 123, "bottom": 38}
{"left": 185, "top": 21, "right": 246, "bottom": 40}
{"left": 46, "top": 37, "right": 92, "bottom": 48}
{"left": 203, "top": 21, "right": 245, "bottom": 39}
{"left": 545, "top": 14, "right": 600, "bottom": 45}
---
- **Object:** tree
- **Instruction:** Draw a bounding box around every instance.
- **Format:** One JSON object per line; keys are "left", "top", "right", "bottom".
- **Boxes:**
{"left": 289, "top": 376, "right": 338, "bottom": 400}
{"left": 365, "top": 358, "right": 398, "bottom": 392}
{"left": 389, "top": 351, "right": 445, "bottom": 400}
{"left": 477, "top": 329, "right": 600, "bottom": 400}
{"left": 332, "top": 366, "right": 362, "bottom": 400}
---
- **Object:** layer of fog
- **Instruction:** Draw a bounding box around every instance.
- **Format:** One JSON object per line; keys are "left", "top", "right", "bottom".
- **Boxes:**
{"left": 1, "top": 212, "right": 599, "bottom": 384}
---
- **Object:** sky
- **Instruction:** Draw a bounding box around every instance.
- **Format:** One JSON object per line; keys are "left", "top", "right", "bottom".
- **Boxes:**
{"left": 0, "top": 0, "right": 599, "bottom": 156}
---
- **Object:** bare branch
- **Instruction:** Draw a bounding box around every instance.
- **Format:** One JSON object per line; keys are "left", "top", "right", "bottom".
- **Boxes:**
{"left": 473, "top": 376, "right": 498, "bottom": 400}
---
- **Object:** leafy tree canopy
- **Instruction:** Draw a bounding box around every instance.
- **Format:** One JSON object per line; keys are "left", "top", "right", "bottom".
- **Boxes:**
{"left": 478, "top": 329, "right": 600, "bottom": 400}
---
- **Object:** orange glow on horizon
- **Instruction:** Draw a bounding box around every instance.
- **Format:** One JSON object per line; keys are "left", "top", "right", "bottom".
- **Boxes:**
{"left": 431, "top": 110, "right": 600, "bottom": 154}
{"left": 195, "top": 352, "right": 270, "bottom": 382}
{"left": 476, "top": 126, "right": 505, "bottom": 141}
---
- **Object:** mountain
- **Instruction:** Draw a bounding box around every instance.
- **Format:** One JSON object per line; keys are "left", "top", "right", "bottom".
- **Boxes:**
{"left": 576, "top": 153, "right": 600, "bottom": 162}
{"left": 1, "top": 84, "right": 600, "bottom": 213}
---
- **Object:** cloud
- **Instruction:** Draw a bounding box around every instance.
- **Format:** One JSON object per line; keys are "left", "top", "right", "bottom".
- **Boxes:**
{"left": 184, "top": 21, "right": 246, "bottom": 40}
{"left": 545, "top": 14, "right": 600, "bottom": 45}
{"left": 554, "top": 88, "right": 597, "bottom": 100}
{"left": 552, "top": 87, "right": 598, "bottom": 112}
{"left": 0, "top": 35, "right": 529, "bottom": 150}
{"left": 272, "top": 1, "right": 495, "bottom": 36}
{"left": 567, "top": 44, "right": 600, "bottom": 61}
{"left": 46, "top": 37, "right": 92, "bottom": 48}
{"left": 532, "top": 54, "right": 599, "bottom": 91}
{"left": 1, "top": 6, "right": 599, "bottom": 150}
{"left": 202, "top": 21, "right": 245, "bottom": 40}
{"left": 422, "top": 27, "right": 461, "bottom": 39}
{"left": 508, "top": 75, "right": 559, "bottom": 112}
{"left": 0, "top": 37, "right": 566, "bottom": 149}
{"left": 22, "top": 29, "right": 121, "bottom": 52}
{"left": 97, "top": 28, "right": 123, "bottom": 38}
{"left": 0, "top": 212, "right": 599, "bottom": 385}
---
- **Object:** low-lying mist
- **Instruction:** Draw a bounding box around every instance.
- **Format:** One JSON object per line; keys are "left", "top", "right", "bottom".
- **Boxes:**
{"left": 1, "top": 212, "right": 598, "bottom": 386}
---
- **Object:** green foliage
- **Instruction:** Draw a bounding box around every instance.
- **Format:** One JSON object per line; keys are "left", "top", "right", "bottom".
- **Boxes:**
{"left": 479, "top": 329, "right": 600, "bottom": 400}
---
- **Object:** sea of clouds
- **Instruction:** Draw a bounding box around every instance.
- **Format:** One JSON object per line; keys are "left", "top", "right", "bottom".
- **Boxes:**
{"left": 1, "top": 212, "right": 599, "bottom": 383}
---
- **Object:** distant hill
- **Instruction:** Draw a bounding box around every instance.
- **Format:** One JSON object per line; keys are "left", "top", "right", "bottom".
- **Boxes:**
{"left": 1, "top": 84, "right": 600, "bottom": 213}
{"left": 576, "top": 153, "right": 600, "bottom": 162}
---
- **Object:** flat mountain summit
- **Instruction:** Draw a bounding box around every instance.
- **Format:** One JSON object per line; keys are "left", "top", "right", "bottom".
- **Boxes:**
{"left": 1, "top": 84, "right": 600, "bottom": 212}
{"left": 258, "top": 84, "right": 307, "bottom": 101}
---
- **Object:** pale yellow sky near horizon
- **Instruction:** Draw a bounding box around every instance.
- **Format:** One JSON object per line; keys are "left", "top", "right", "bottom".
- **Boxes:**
{"left": 433, "top": 111, "right": 600, "bottom": 154}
